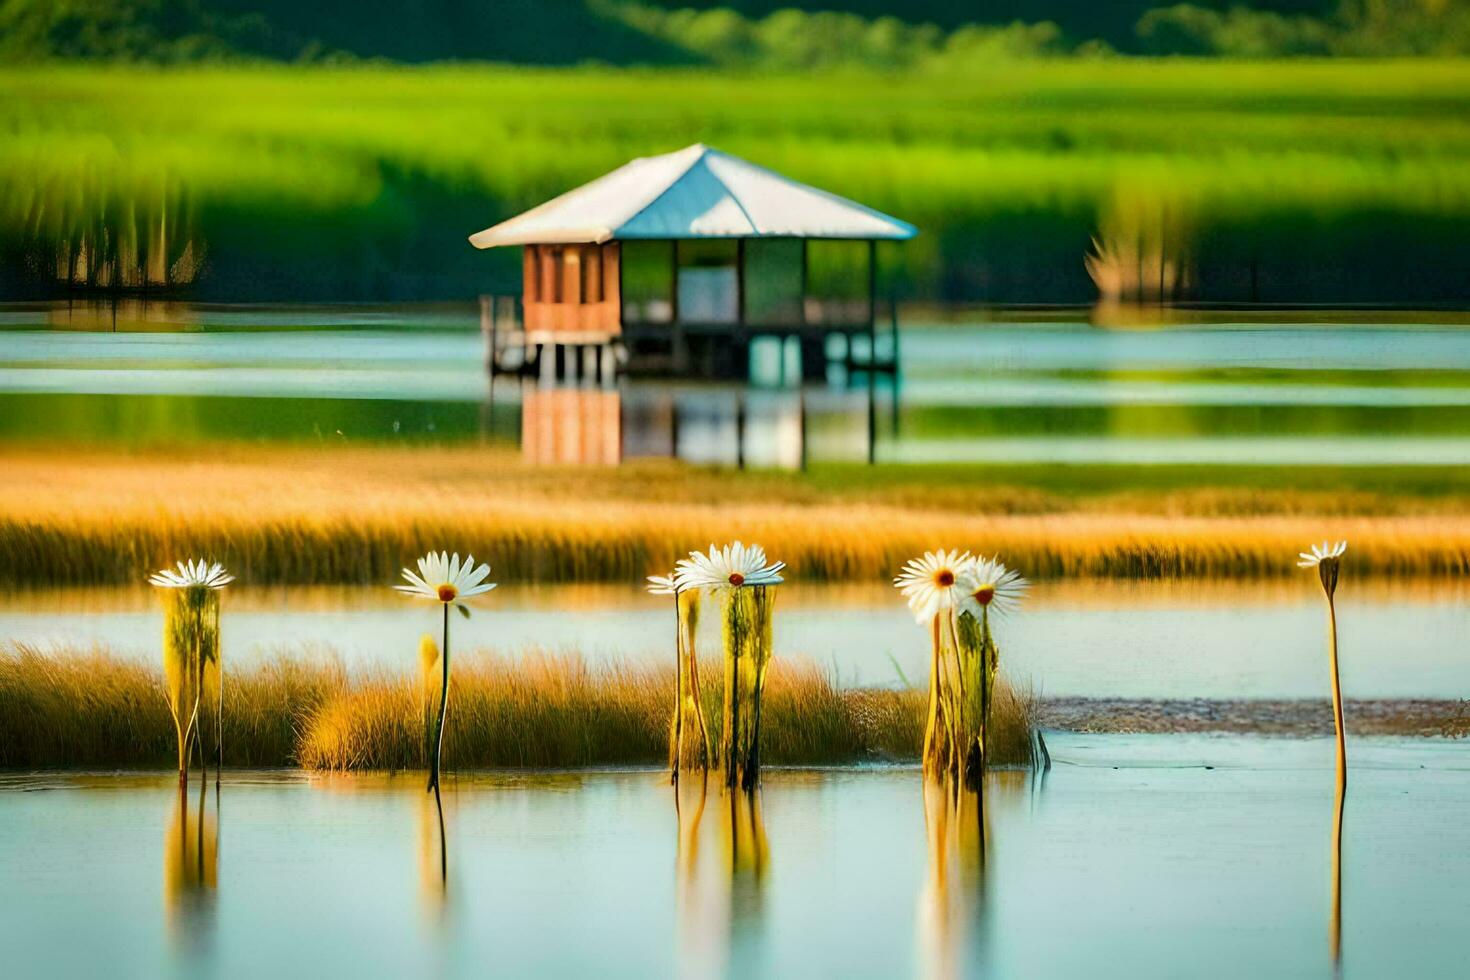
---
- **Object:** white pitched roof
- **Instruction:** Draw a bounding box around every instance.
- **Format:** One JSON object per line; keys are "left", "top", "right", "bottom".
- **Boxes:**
{"left": 469, "top": 144, "right": 916, "bottom": 248}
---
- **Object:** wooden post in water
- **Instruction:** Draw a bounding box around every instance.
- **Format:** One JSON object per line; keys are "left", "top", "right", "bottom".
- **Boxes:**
{"left": 735, "top": 394, "right": 746, "bottom": 470}
{"left": 480, "top": 295, "right": 496, "bottom": 373}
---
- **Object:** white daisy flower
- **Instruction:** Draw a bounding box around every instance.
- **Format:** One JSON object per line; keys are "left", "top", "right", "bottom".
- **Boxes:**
{"left": 674, "top": 542, "right": 784, "bottom": 592}
{"left": 394, "top": 551, "right": 496, "bottom": 604}
{"left": 647, "top": 573, "right": 679, "bottom": 596}
{"left": 148, "top": 558, "right": 234, "bottom": 590}
{"left": 893, "top": 549, "right": 972, "bottom": 624}
{"left": 1297, "top": 540, "right": 1348, "bottom": 568}
{"left": 958, "top": 556, "right": 1029, "bottom": 619}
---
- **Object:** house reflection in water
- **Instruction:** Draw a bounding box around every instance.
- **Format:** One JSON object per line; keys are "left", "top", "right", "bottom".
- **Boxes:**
{"left": 516, "top": 378, "right": 886, "bottom": 468}
{"left": 520, "top": 384, "right": 622, "bottom": 466}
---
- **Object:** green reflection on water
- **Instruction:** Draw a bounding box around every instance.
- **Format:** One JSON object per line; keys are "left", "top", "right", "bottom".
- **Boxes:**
{"left": 901, "top": 401, "right": 1470, "bottom": 439}
{"left": 0, "top": 392, "right": 516, "bottom": 445}
{"left": 6, "top": 390, "right": 1468, "bottom": 451}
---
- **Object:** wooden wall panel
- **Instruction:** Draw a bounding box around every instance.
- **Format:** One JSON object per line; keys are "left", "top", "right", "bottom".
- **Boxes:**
{"left": 523, "top": 247, "right": 539, "bottom": 303}
{"left": 523, "top": 242, "right": 623, "bottom": 337}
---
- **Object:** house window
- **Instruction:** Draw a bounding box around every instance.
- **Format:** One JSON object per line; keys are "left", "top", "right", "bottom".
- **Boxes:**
{"left": 621, "top": 241, "right": 675, "bottom": 323}
{"left": 743, "top": 239, "right": 803, "bottom": 326}
{"left": 676, "top": 240, "right": 739, "bottom": 325}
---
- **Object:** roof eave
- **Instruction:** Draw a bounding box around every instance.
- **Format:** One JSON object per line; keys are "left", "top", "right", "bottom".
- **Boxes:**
{"left": 468, "top": 227, "right": 615, "bottom": 249}
{"left": 473, "top": 227, "right": 918, "bottom": 247}
{"left": 609, "top": 227, "right": 919, "bottom": 242}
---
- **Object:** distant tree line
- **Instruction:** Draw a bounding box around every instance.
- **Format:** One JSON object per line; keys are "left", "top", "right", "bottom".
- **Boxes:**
{"left": 1136, "top": 1, "right": 1470, "bottom": 56}
{"left": 1, "top": 0, "right": 1466, "bottom": 63}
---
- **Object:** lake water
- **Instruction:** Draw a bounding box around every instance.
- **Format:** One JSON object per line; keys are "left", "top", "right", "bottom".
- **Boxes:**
{"left": 6, "top": 578, "right": 1467, "bottom": 699}
{"left": 4, "top": 303, "right": 1470, "bottom": 466}
{"left": 2, "top": 735, "right": 1467, "bottom": 979}
{"left": 4, "top": 305, "right": 1467, "bottom": 977}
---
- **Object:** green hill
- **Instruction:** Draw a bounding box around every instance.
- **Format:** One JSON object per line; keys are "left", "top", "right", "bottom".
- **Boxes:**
{"left": 0, "top": 0, "right": 687, "bottom": 64}
{"left": 629, "top": 0, "right": 1336, "bottom": 45}
{"left": 1, "top": 0, "right": 1463, "bottom": 63}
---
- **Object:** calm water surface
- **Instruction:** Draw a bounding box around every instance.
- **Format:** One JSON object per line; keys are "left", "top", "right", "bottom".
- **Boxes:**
{"left": 4, "top": 306, "right": 1470, "bottom": 466}
{"left": 1, "top": 735, "right": 1467, "bottom": 979}
{"left": 6, "top": 579, "right": 1467, "bottom": 699}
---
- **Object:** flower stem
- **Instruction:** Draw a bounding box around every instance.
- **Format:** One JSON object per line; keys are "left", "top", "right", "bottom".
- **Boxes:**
{"left": 1330, "top": 774, "right": 1345, "bottom": 971}
{"left": 723, "top": 592, "right": 742, "bottom": 789}
{"left": 1326, "top": 594, "right": 1347, "bottom": 792}
{"left": 215, "top": 651, "right": 223, "bottom": 786}
{"left": 671, "top": 594, "right": 683, "bottom": 783}
{"left": 923, "top": 614, "right": 942, "bottom": 777}
{"left": 185, "top": 631, "right": 203, "bottom": 785}
{"left": 745, "top": 587, "right": 773, "bottom": 791}
{"left": 428, "top": 602, "right": 450, "bottom": 794}
{"left": 433, "top": 783, "right": 448, "bottom": 886}
{"left": 941, "top": 609, "right": 969, "bottom": 786}
{"left": 978, "top": 609, "right": 994, "bottom": 784}
{"left": 685, "top": 590, "right": 711, "bottom": 770}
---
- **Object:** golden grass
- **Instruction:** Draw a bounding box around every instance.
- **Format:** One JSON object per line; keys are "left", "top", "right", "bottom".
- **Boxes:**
{"left": 0, "top": 642, "right": 1034, "bottom": 770}
{"left": 0, "top": 643, "right": 343, "bottom": 768}
{"left": 1, "top": 445, "right": 1467, "bottom": 585}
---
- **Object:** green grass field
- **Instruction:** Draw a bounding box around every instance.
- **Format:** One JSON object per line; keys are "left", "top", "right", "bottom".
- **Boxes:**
{"left": 3, "top": 59, "right": 1469, "bottom": 301}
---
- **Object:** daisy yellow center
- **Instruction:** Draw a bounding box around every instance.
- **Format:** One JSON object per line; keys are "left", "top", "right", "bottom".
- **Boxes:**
{"left": 437, "top": 584, "right": 458, "bottom": 602}
{"left": 935, "top": 570, "right": 955, "bottom": 588}
{"left": 972, "top": 584, "right": 995, "bottom": 605}
{"left": 728, "top": 572, "right": 745, "bottom": 586}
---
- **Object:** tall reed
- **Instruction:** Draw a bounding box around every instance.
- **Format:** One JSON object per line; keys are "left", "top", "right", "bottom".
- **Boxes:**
{"left": 720, "top": 586, "right": 776, "bottom": 791}
{"left": 651, "top": 573, "right": 712, "bottom": 780}
{"left": 150, "top": 559, "right": 233, "bottom": 786}
{"left": 897, "top": 552, "right": 1032, "bottom": 789}
{"left": 418, "top": 633, "right": 439, "bottom": 769}
{"left": 954, "top": 610, "right": 991, "bottom": 784}
{"left": 896, "top": 551, "right": 972, "bottom": 782}
{"left": 675, "top": 543, "right": 786, "bottom": 790}
{"left": 952, "top": 557, "right": 1029, "bottom": 787}
{"left": 679, "top": 588, "right": 712, "bottom": 772}
{"left": 162, "top": 589, "right": 215, "bottom": 781}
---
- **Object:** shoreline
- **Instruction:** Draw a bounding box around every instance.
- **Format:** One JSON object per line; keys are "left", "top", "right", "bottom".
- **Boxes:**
{"left": 1040, "top": 697, "right": 1470, "bottom": 738}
